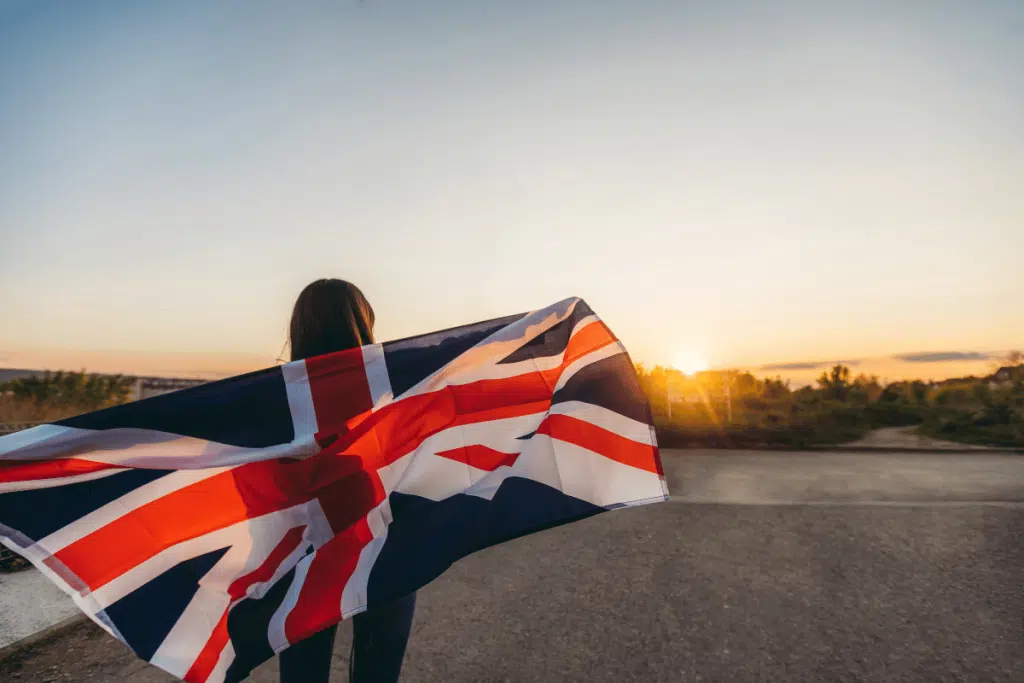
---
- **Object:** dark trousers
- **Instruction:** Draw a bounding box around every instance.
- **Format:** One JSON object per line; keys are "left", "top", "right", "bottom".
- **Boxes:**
{"left": 279, "top": 593, "right": 417, "bottom": 683}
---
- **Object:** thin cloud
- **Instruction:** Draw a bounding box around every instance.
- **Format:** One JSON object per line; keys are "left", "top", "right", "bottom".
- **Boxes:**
{"left": 893, "top": 351, "right": 991, "bottom": 363}
{"left": 759, "top": 359, "right": 862, "bottom": 371}
{"left": 759, "top": 361, "right": 826, "bottom": 371}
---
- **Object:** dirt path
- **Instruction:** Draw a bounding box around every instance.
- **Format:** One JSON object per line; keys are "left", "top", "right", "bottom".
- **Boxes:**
{"left": 841, "top": 425, "right": 996, "bottom": 450}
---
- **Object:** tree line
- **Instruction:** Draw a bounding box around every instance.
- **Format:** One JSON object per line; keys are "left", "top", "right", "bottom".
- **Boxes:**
{"left": 636, "top": 352, "right": 1024, "bottom": 449}
{"left": 2, "top": 357, "right": 1021, "bottom": 448}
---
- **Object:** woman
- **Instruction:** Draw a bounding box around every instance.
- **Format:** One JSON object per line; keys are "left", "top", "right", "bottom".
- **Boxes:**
{"left": 279, "top": 278, "right": 417, "bottom": 683}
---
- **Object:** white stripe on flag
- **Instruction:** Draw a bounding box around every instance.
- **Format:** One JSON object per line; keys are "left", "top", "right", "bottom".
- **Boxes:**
{"left": 0, "top": 423, "right": 181, "bottom": 462}
{"left": 386, "top": 429, "right": 663, "bottom": 510}
{"left": 0, "top": 466, "right": 123, "bottom": 494}
{"left": 398, "top": 297, "right": 582, "bottom": 399}
{"left": 267, "top": 550, "right": 313, "bottom": 652}
{"left": 361, "top": 343, "right": 394, "bottom": 411}
{"left": 1, "top": 427, "right": 318, "bottom": 470}
{"left": 206, "top": 641, "right": 235, "bottom": 683}
{"left": 340, "top": 497, "right": 392, "bottom": 619}
{"left": 553, "top": 340, "right": 626, "bottom": 393}
{"left": 385, "top": 413, "right": 545, "bottom": 500}
{"left": 516, "top": 433, "right": 665, "bottom": 508}
{"left": 436, "top": 316, "right": 605, "bottom": 387}
{"left": 547, "top": 401, "right": 655, "bottom": 445}
{"left": 281, "top": 360, "right": 320, "bottom": 458}
{"left": 150, "top": 586, "right": 232, "bottom": 678}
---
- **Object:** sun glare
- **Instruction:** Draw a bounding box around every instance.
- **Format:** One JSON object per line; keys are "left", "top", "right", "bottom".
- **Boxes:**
{"left": 674, "top": 352, "right": 710, "bottom": 376}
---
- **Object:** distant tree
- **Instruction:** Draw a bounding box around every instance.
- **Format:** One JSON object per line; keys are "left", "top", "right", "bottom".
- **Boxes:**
{"left": 762, "top": 376, "right": 790, "bottom": 400}
{"left": 794, "top": 385, "right": 818, "bottom": 404}
{"left": 1, "top": 371, "right": 133, "bottom": 411}
{"left": 817, "top": 364, "right": 852, "bottom": 401}
{"left": 733, "top": 371, "right": 759, "bottom": 395}
{"left": 908, "top": 380, "right": 929, "bottom": 405}
{"left": 879, "top": 382, "right": 904, "bottom": 403}
{"left": 850, "top": 374, "right": 883, "bottom": 404}
{"left": 933, "top": 381, "right": 973, "bottom": 406}
{"left": 972, "top": 381, "right": 993, "bottom": 408}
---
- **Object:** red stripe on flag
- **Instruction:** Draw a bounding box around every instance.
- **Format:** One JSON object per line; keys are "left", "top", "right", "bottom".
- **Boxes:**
{"left": 283, "top": 518, "right": 373, "bottom": 645}
{"left": 183, "top": 610, "right": 230, "bottom": 683}
{"left": 436, "top": 444, "right": 519, "bottom": 471}
{"left": 55, "top": 444, "right": 384, "bottom": 591}
{"left": 305, "top": 348, "right": 374, "bottom": 437}
{"left": 563, "top": 320, "right": 616, "bottom": 366}
{"left": 228, "top": 526, "right": 307, "bottom": 601}
{"left": 314, "top": 466, "right": 386, "bottom": 536}
{"left": 449, "top": 374, "right": 554, "bottom": 414}
{"left": 57, "top": 469, "right": 254, "bottom": 590}
{"left": 536, "top": 413, "right": 659, "bottom": 474}
{"left": 320, "top": 383, "right": 551, "bottom": 474}
{"left": 0, "top": 458, "right": 123, "bottom": 483}
{"left": 56, "top": 459, "right": 319, "bottom": 590}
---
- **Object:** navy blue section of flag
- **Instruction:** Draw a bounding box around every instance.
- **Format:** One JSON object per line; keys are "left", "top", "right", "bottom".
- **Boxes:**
{"left": 383, "top": 313, "right": 524, "bottom": 398}
{"left": 0, "top": 468, "right": 172, "bottom": 541}
{"left": 107, "top": 547, "right": 230, "bottom": 660}
{"left": 366, "top": 480, "right": 604, "bottom": 605}
{"left": 58, "top": 367, "right": 295, "bottom": 448}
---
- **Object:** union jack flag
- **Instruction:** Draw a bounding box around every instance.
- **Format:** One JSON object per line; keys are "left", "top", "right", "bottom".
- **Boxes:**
{"left": 0, "top": 298, "right": 667, "bottom": 682}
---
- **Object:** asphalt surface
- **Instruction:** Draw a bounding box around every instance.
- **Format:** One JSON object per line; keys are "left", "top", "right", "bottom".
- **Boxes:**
{"left": 2, "top": 450, "right": 1022, "bottom": 683}
{"left": 664, "top": 450, "right": 1024, "bottom": 504}
{"left": 0, "top": 565, "right": 80, "bottom": 650}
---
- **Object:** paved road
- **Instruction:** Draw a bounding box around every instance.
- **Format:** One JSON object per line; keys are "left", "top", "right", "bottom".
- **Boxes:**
{"left": 2, "top": 450, "right": 1022, "bottom": 682}
{"left": 0, "top": 565, "right": 80, "bottom": 650}
{"left": 664, "top": 450, "right": 1024, "bottom": 504}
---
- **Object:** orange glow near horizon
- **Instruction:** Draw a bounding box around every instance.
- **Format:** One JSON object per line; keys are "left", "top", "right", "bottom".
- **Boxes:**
{"left": 0, "top": 349, "right": 272, "bottom": 380}
{"left": 0, "top": 345, "right": 1009, "bottom": 387}
{"left": 673, "top": 352, "right": 711, "bottom": 376}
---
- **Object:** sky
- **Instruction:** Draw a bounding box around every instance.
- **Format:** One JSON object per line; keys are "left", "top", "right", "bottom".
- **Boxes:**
{"left": 0, "top": 0, "right": 1021, "bottom": 383}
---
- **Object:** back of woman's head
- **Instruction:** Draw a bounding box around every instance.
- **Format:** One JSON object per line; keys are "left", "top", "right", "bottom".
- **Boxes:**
{"left": 289, "top": 279, "right": 375, "bottom": 362}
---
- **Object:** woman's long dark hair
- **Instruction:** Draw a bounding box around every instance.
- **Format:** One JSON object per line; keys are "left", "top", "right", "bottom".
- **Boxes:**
{"left": 289, "top": 279, "right": 375, "bottom": 362}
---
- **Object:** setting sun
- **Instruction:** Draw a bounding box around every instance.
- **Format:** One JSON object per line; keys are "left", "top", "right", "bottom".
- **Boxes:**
{"left": 673, "top": 352, "right": 711, "bottom": 376}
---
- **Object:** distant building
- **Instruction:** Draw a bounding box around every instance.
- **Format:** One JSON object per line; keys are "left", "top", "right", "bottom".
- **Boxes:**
{"left": 0, "top": 368, "right": 44, "bottom": 384}
{"left": 131, "top": 376, "right": 208, "bottom": 400}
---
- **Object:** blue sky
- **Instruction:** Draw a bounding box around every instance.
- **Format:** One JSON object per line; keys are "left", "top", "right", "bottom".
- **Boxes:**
{"left": 0, "top": 0, "right": 1021, "bottom": 380}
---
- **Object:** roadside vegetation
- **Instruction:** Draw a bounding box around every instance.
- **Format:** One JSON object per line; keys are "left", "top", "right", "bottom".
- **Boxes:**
{"left": 1, "top": 356, "right": 1021, "bottom": 449}
{"left": 0, "top": 371, "right": 135, "bottom": 424}
{"left": 637, "top": 352, "right": 1024, "bottom": 449}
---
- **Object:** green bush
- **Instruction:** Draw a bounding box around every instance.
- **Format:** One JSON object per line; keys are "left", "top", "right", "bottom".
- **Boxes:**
{"left": 0, "top": 371, "right": 134, "bottom": 422}
{"left": 863, "top": 402, "right": 925, "bottom": 427}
